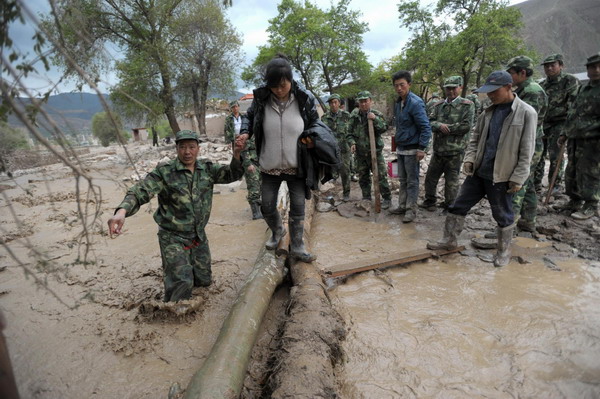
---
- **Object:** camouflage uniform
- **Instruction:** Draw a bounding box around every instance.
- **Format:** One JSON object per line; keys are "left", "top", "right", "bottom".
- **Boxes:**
{"left": 537, "top": 62, "right": 580, "bottom": 191}
{"left": 225, "top": 112, "right": 261, "bottom": 205}
{"left": 116, "top": 154, "right": 243, "bottom": 302}
{"left": 322, "top": 106, "right": 352, "bottom": 197}
{"left": 466, "top": 94, "right": 482, "bottom": 116}
{"left": 561, "top": 54, "right": 600, "bottom": 216}
{"left": 424, "top": 88, "right": 475, "bottom": 208}
{"left": 347, "top": 107, "right": 391, "bottom": 201}
{"left": 507, "top": 57, "right": 548, "bottom": 227}
{"left": 425, "top": 93, "right": 440, "bottom": 116}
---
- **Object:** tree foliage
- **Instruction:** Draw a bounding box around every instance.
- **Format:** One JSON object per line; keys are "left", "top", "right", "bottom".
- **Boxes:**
{"left": 173, "top": 1, "right": 243, "bottom": 137}
{"left": 43, "top": 0, "right": 238, "bottom": 135}
{"left": 243, "top": 0, "right": 371, "bottom": 102}
{"left": 0, "top": 121, "right": 30, "bottom": 154}
{"left": 91, "top": 111, "right": 125, "bottom": 146}
{"left": 396, "top": 0, "right": 535, "bottom": 97}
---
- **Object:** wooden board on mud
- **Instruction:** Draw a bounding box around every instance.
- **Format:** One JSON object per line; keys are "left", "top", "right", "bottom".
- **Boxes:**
{"left": 322, "top": 246, "right": 465, "bottom": 278}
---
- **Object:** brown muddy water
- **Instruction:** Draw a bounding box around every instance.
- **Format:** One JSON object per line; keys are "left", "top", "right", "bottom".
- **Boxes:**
{"left": 312, "top": 211, "right": 600, "bottom": 399}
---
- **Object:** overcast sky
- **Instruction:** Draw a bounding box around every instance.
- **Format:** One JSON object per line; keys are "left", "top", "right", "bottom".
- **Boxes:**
{"left": 9, "top": 0, "right": 527, "bottom": 95}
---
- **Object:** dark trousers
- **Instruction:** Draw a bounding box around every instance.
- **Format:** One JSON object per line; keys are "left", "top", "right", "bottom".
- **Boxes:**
{"left": 449, "top": 174, "right": 514, "bottom": 227}
{"left": 260, "top": 172, "right": 306, "bottom": 220}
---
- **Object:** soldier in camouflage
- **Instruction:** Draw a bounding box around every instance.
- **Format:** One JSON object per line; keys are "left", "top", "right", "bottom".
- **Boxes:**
{"left": 322, "top": 94, "right": 352, "bottom": 200}
{"left": 347, "top": 90, "right": 392, "bottom": 209}
{"left": 107, "top": 130, "right": 244, "bottom": 302}
{"left": 536, "top": 54, "right": 580, "bottom": 194}
{"left": 557, "top": 52, "right": 600, "bottom": 220}
{"left": 466, "top": 89, "right": 482, "bottom": 116}
{"left": 506, "top": 56, "right": 548, "bottom": 232}
{"left": 422, "top": 76, "right": 475, "bottom": 211}
{"left": 225, "top": 100, "right": 262, "bottom": 219}
{"left": 425, "top": 92, "right": 440, "bottom": 116}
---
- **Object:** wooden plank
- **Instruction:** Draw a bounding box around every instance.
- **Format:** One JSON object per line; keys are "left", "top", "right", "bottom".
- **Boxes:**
{"left": 367, "top": 119, "right": 381, "bottom": 213}
{"left": 322, "top": 246, "right": 465, "bottom": 278}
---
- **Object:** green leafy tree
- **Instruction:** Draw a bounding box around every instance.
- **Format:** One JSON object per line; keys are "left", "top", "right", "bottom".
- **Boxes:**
{"left": 243, "top": 0, "right": 370, "bottom": 104}
{"left": 173, "top": 1, "right": 243, "bottom": 137}
{"left": 43, "top": 0, "right": 190, "bottom": 134}
{"left": 91, "top": 111, "right": 124, "bottom": 147}
{"left": 0, "top": 122, "right": 30, "bottom": 154}
{"left": 397, "top": 0, "right": 535, "bottom": 97}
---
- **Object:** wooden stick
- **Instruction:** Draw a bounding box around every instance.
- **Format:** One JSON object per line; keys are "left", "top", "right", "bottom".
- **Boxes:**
{"left": 544, "top": 138, "right": 567, "bottom": 206}
{"left": 322, "top": 246, "right": 465, "bottom": 278}
{"left": 368, "top": 118, "right": 381, "bottom": 213}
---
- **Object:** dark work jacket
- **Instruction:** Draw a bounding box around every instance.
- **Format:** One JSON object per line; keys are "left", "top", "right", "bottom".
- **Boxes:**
{"left": 297, "top": 120, "right": 341, "bottom": 199}
{"left": 240, "top": 80, "right": 320, "bottom": 160}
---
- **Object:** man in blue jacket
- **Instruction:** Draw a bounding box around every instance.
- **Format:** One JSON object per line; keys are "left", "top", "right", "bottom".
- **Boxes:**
{"left": 390, "top": 70, "right": 432, "bottom": 223}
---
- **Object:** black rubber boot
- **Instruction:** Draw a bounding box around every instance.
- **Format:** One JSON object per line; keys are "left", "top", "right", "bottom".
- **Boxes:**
{"left": 250, "top": 202, "right": 263, "bottom": 220}
{"left": 263, "top": 211, "right": 286, "bottom": 250}
{"left": 494, "top": 223, "right": 515, "bottom": 267}
{"left": 289, "top": 218, "right": 316, "bottom": 262}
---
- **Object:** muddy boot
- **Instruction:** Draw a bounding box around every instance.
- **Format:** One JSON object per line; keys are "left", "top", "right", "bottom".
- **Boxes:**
{"left": 381, "top": 198, "right": 391, "bottom": 209}
{"left": 427, "top": 213, "right": 465, "bottom": 250}
{"left": 263, "top": 211, "right": 286, "bottom": 250}
{"left": 419, "top": 200, "right": 437, "bottom": 212}
{"left": 517, "top": 218, "right": 535, "bottom": 232}
{"left": 289, "top": 218, "right": 316, "bottom": 262}
{"left": 390, "top": 206, "right": 406, "bottom": 215}
{"left": 553, "top": 199, "right": 583, "bottom": 212}
{"left": 250, "top": 202, "right": 263, "bottom": 220}
{"left": 571, "top": 202, "right": 598, "bottom": 220}
{"left": 402, "top": 202, "right": 418, "bottom": 223}
{"left": 493, "top": 223, "right": 515, "bottom": 267}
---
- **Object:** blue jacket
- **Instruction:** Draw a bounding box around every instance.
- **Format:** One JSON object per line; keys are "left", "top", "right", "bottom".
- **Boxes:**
{"left": 394, "top": 91, "right": 432, "bottom": 151}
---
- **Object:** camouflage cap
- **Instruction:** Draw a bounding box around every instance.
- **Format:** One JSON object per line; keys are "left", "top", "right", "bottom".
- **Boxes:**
{"left": 432, "top": 92, "right": 440, "bottom": 98}
{"left": 175, "top": 130, "right": 202, "bottom": 143}
{"left": 443, "top": 75, "right": 463, "bottom": 88}
{"left": 585, "top": 52, "right": 600, "bottom": 66}
{"left": 541, "top": 53, "right": 563, "bottom": 65}
{"left": 474, "top": 70, "right": 512, "bottom": 93}
{"left": 505, "top": 55, "right": 534, "bottom": 70}
{"left": 328, "top": 93, "right": 341, "bottom": 102}
{"left": 356, "top": 90, "right": 372, "bottom": 100}
{"left": 229, "top": 100, "right": 239, "bottom": 108}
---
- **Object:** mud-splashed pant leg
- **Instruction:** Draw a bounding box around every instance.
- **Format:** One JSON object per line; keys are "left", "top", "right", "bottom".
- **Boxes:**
{"left": 191, "top": 236, "right": 212, "bottom": 288}
{"left": 158, "top": 230, "right": 206, "bottom": 302}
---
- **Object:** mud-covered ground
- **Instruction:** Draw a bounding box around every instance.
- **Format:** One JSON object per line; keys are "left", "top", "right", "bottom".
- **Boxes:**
{"left": 0, "top": 141, "right": 287, "bottom": 398}
{"left": 1, "top": 129, "right": 599, "bottom": 398}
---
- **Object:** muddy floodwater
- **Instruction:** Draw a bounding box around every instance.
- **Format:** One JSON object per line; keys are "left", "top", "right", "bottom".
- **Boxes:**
{"left": 312, "top": 212, "right": 600, "bottom": 398}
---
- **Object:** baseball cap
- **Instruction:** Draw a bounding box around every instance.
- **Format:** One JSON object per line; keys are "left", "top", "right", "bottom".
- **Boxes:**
{"left": 356, "top": 90, "right": 372, "bottom": 100}
{"left": 541, "top": 53, "right": 563, "bottom": 65}
{"left": 175, "top": 130, "right": 202, "bottom": 143}
{"left": 474, "top": 71, "right": 513, "bottom": 93}
{"left": 585, "top": 52, "right": 600, "bottom": 66}
{"left": 505, "top": 55, "right": 533, "bottom": 70}
{"left": 328, "top": 94, "right": 341, "bottom": 102}
{"left": 443, "top": 76, "right": 463, "bottom": 88}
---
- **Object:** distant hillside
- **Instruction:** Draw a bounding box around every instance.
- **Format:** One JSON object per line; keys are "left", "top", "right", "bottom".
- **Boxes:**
{"left": 7, "top": 92, "right": 111, "bottom": 135}
{"left": 515, "top": 0, "right": 600, "bottom": 74}
{"left": 7, "top": 90, "right": 245, "bottom": 134}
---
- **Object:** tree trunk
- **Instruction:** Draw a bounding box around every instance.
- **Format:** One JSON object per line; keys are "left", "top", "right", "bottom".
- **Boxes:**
{"left": 191, "top": 75, "right": 202, "bottom": 136}
{"left": 157, "top": 58, "right": 180, "bottom": 134}
{"left": 197, "top": 61, "right": 212, "bottom": 139}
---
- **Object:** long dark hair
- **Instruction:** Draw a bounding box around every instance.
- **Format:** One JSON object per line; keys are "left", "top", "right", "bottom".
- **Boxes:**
{"left": 263, "top": 54, "right": 293, "bottom": 88}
